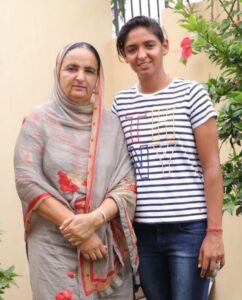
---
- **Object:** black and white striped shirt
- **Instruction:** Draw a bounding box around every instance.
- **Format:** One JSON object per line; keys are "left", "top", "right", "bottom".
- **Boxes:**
{"left": 112, "top": 78, "right": 217, "bottom": 223}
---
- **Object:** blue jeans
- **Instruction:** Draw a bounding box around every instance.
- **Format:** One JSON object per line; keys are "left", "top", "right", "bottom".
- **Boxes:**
{"left": 134, "top": 221, "right": 210, "bottom": 300}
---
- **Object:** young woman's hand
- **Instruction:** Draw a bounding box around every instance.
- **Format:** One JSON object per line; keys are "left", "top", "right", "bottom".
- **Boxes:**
{"left": 198, "top": 232, "right": 225, "bottom": 278}
{"left": 78, "top": 233, "right": 108, "bottom": 261}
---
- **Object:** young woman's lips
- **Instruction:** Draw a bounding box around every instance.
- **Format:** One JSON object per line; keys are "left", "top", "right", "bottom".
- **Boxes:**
{"left": 138, "top": 62, "right": 150, "bottom": 69}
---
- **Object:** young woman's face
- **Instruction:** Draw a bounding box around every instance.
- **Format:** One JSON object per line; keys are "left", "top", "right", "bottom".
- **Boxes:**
{"left": 59, "top": 48, "right": 99, "bottom": 105}
{"left": 123, "top": 27, "right": 168, "bottom": 80}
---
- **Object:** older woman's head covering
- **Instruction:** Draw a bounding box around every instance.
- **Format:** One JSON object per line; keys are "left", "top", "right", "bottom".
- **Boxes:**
{"left": 52, "top": 42, "right": 104, "bottom": 211}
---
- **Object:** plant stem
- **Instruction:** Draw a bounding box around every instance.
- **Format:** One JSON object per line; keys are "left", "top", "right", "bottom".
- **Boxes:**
{"left": 218, "top": 0, "right": 241, "bottom": 33}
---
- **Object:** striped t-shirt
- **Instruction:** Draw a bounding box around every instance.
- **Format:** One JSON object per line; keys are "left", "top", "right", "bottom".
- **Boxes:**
{"left": 112, "top": 78, "right": 217, "bottom": 223}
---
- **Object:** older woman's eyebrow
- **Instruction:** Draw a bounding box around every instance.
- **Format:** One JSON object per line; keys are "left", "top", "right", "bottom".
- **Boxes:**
{"left": 65, "top": 63, "right": 78, "bottom": 68}
{"left": 64, "top": 63, "right": 97, "bottom": 72}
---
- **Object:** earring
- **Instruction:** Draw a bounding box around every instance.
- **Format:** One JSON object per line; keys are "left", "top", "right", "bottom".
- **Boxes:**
{"left": 93, "top": 82, "right": 98, "bottom": 94}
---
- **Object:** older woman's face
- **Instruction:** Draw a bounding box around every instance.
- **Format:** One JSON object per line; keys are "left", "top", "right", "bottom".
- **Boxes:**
{"left": 59, "top": 48, "right": 99, "bottom": 104}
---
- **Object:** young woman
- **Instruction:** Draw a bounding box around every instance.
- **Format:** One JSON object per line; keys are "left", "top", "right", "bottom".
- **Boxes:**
{"left": 14, "top": 42, "right": 138, "bottom": 300}
{"left": 112, "top": 16, "right": 225, "bottom": 300}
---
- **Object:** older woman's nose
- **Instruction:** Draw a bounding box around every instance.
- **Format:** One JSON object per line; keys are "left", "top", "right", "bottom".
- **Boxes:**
{"left": 76, "top": 70, "right": 85, "bottom": 81}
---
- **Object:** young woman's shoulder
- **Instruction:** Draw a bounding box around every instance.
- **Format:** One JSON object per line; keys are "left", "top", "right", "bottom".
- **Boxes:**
{"left": 173, "top": 77, "right": 205, "bottom": 90}
{"left": 112, "top": 86, "right": 137, "bottom": 115}
{"left": 115, "top": 85, "right": 137, "bottom": 99}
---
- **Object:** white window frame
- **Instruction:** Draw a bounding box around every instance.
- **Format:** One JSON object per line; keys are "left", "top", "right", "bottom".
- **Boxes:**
{"left": 111, "top": 0, "right": 203, "bottom": 36}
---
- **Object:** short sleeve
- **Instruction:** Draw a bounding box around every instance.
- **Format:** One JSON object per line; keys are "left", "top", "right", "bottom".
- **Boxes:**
{"left": 111, "top": 97, "right": 118, "bottom": 116}
{"left": 189, "top": 83, "right": 217, "bottom": 129}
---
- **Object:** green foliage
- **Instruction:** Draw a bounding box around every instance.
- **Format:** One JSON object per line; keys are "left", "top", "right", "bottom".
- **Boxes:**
{"left": 169, "top": 0, "right": 242, "bottom": 215}
{"left": 110, "top": 0, "right": 126, "bottom": 21}
{"left": 0, "top": 231, "right": 17, "bottom": 299}
{"left": 222, "top": 151, "right": 242, "bottom": 215}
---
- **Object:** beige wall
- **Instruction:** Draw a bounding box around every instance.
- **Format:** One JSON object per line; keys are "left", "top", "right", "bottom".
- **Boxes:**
{"left": 1, "top": 1, "right": 241, "bottom": 299}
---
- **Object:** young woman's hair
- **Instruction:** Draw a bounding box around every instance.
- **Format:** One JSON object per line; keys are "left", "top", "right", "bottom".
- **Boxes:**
{"left": 63, "top": 42, "right": 101, "bottom": 75}
{"left": 116, "top": 16, "right": 165, "bottom": 58}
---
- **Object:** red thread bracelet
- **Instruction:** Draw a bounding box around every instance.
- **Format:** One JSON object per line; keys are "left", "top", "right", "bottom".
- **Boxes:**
{"left": 207, "top": 228, "right": 223, "bottom": 233}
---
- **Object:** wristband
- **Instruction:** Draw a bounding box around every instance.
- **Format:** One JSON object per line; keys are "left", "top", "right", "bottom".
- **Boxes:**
{"left": 207, "top": 228, "right": 223, "bottom": 233}
{"left": 96, "top": 208, "right": 107, "bottom": 223}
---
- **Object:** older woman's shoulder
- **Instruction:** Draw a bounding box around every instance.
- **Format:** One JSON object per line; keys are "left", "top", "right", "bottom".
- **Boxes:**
{"left": 22, "top": 101, "right": 54, "bottom": 126}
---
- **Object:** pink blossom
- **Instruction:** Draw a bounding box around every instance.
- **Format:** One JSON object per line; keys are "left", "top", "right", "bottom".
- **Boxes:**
{"left": 180, "top": 37, "right": 192, "bottom": 62}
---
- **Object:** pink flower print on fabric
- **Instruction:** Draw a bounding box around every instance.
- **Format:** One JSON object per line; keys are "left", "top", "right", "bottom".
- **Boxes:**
{"left": 55, "top": 290, "right": 73, "bottom": 300}
{"left": 58, "top": 171, "right": 79, "bottom": 192}
{"left": 67, "top": 271, "right": 76, "bottom": 279}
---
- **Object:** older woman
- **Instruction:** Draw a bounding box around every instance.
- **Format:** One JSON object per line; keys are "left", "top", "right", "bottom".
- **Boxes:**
{"left": 14, "top": 42, "right": 138, "bottom": 300}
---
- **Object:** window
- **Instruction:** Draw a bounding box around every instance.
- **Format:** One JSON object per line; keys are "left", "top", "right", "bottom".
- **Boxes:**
{"left": 111, "top": 0, "right": 203, "bottom": 36}
{"left": 111, "top": 0, "right": 161, "bottom": 36}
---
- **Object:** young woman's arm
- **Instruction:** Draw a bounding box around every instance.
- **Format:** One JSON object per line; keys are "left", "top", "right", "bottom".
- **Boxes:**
{"left": 193, "top": 117, "right": 225, "bottom": 278}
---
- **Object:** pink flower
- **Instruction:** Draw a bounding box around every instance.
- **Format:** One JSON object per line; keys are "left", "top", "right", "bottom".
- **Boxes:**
{"left": 180, "top": 37, "right": 192, "bottom": 62}
{"left": 55, "top": 289, "right": 73, "bottom": 300}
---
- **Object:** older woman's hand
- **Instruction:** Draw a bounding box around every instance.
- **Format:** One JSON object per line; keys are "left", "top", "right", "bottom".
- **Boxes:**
{"left": 78, "top": 233, "right": 108, "bottom": 261}
{"left": 59, "top": 211, "right": 104, "bottom": 244}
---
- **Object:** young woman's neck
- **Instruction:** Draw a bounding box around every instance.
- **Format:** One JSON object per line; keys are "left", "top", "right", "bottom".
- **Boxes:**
{"left": 138, "top": 71, "right": 173, "bottom": 94}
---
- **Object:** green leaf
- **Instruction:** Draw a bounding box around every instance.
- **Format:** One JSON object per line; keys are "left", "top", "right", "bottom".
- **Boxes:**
{"left": 0, "top": 231, "right": 18, "bottom": 295}
{"left": 223, "top": 199, "right": 235, "bottom": 215}
{"left": 174, "top": 0, "right": 184, "bottom": 10}
{"left": 220, "top": 18, "right": 231, "bottom": 31}
{"left": 224, "top": 178, "right": 234, "bottom": 186}
{"left": 188, "top": 14, "right": 197, "bottom": 30}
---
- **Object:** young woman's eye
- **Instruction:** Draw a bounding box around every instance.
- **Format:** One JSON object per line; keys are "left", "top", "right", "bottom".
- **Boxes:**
{"left": 146, "top": 44, "right": 154, "bottom": 49}
{"left": 126, "top": 48, "right": 136, "bottom": 54}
